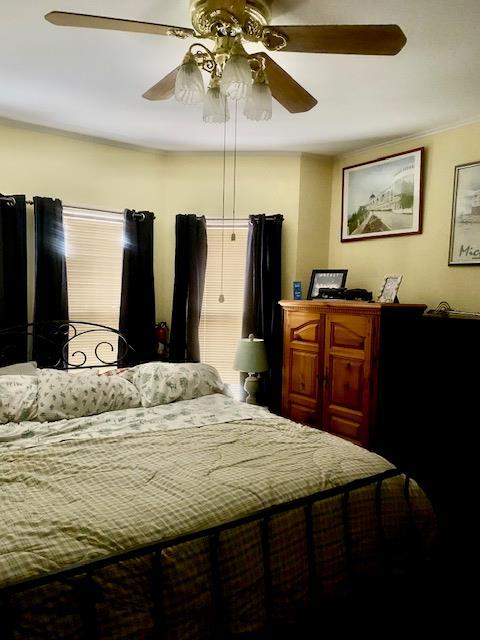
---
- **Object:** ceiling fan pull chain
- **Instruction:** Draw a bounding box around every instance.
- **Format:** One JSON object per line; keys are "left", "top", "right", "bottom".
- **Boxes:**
{"left": 231, "top": 99, "right": 238, "bottom": 242}
{"left": 219, "top": 102, "right": 228, "bottom": 304}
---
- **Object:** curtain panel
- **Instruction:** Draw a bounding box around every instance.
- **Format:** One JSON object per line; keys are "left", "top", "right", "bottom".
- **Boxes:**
{"left": 242, "top": 214, "right": 284, "bottom": 413}
{"left": 118, "top": 210, "right": 156, "bottom": 367}
{"left": 0, "top": 195, "right": 28, "bottom": 363}
{"left": 33, "top": 196, "right": 69, "bottom": 367}
{"left": 169, "top": 214, "right": 207, "bottom": 363}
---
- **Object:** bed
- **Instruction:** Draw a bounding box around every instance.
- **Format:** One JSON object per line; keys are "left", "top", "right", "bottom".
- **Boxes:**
{"left": 0, "top": 324, "right": 436, "bottom": 639}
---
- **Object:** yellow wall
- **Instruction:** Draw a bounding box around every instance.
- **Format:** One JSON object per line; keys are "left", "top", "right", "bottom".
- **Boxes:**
{"left": 0, "top": 122, "right": 165, "bottom": 320}
{"left": 328, "top": 121, "right": 480, "bottom": 311}
{"left": 3, "top": 118, "right": 478, "bottom": 320}
{"left": 0, "top": 122, "right": 320, "bottom": 323}
{"left": 162, "top": 152, "right": 303, "bottom": 318}
{"left": 297, "top": 154, "right": 332, "bottom": 295}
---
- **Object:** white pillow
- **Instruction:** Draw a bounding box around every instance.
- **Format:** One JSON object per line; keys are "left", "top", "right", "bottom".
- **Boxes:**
{"left": 124, "top": 362, "right": 225, "bottom": 408}
{"left": 37, "top": 369, "right": 141, "bottom": 422}
{"left": 0, "top": 361, "right": 37, "bottom": 376}
{"left": 0, "top": 375, "right": 38, "bottom": 424}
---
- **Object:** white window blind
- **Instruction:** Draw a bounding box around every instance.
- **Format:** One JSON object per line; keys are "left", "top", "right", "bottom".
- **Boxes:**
{"left": 63, "top": 208, "right": 124, "bottom": 367}
{"left": 199, "top": 221, "right": 249, "bottom": 385}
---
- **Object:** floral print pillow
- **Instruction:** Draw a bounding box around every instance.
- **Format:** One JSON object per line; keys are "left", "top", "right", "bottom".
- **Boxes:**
{"left": 37, "top": 369, "right": 141, "bottom": 422}
{"left": 124, "top": 362, "right": 225, "bottom": 408}
{"left": 0, "top": 375, "right": 38, "bottom": 424}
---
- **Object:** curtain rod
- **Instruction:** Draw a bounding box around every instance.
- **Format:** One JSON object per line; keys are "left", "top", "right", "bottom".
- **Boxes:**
{"left": 5, "top": 198, "right": 154, "bottom": 219}
{"left": 26, "top": 200, "right": 123, "bottom": 215}
{"left": 206, "top": 217, "right": 249, "bottom": 222}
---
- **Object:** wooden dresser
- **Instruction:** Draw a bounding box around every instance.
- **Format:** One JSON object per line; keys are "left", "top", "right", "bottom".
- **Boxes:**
{"left": 279, "top": 300, "right": 426, "bottom": 448}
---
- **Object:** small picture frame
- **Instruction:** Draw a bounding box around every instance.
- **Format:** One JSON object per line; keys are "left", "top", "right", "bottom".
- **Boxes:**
{"left": 293, "top": 281, "right": 302, "bottom": 300}
{"left": 307, "top": 269, "right": 348, "bottom": 299}
{"left": 377, "top": 275, "right": 403, "bottom": 303}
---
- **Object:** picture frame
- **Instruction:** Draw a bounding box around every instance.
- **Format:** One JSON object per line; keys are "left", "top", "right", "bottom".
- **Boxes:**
{"left": 377, "top": 275, "right": 403, "bottom": 303}
{"left": 448, "top": 160, "right": 480, "bottom": 265}
{"left": 341, "top": 147, "right": 424, "bottom": 242}
{"left": 307, "top": 269, "right": 348, "bottom": 299}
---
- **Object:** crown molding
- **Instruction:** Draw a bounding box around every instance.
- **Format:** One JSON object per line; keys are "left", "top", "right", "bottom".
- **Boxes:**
{"left": 337, "top": 114, "right": 480, "bottom": 160}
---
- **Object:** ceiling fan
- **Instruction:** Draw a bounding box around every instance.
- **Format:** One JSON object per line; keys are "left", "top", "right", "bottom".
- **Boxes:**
{"left": 45, "top": 0, "right": 407, "bottom": 118}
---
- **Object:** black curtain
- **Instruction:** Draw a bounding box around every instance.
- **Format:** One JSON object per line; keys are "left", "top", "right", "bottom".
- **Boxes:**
{"left": 118, "top": 210, "right": 156, "bottom": 366}
{"left": 169, "top": 214, "right": 207, "bottom": 362}
{"left": 33, "top": 197, "right": 69, "bottom": 367}
{"left": 242, "top": 214, "right": 284, "bottom": 413}
{"left": 0, "top": 195, "right": 28, "bottom": 363}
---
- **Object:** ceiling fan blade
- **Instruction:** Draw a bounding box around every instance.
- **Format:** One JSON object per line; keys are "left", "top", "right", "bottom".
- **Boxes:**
{"left": 45, "top": 11, "right": 195, "bottom": 39}
{"left": 263, "top": 24, "right": 407, "bottom": 55}
{"left": 258, "top": 53, "right": 317, "bottom": 113}
{"left": 143, "top": 67, "right": 181, "bottom": 101}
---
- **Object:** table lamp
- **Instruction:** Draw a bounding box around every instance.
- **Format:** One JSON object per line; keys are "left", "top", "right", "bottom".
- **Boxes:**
{"left": 233, "top": 334, "right": 268, "bottom": 405}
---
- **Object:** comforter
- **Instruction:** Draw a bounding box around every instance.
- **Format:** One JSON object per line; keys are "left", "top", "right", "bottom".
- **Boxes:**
{"left": 0, "top": 393, "right": 435, "bottom": 639}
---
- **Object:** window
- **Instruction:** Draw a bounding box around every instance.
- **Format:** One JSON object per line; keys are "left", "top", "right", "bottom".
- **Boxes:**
{"left": 63, "top": 207, "right": 124, "bottom": 367}
{"left": 199, "top": 221, "right": 248, "bottom": 389}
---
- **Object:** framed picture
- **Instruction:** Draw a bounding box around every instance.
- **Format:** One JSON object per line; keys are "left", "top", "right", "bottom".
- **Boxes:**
{"left": 377, "top": 275, "right": 403, "bottom": 303}
{"left": 448, "top": 160, "right": 480, "bottom": 265}
{"left": 307, "top": 269, "right": 348, "bottom": 299}
{"left": 341, "top": 148, "right": 424, "bottom": 242}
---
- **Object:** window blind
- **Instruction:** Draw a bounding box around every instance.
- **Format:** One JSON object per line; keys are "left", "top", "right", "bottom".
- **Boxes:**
{"left": 63, "top": 208, "right": 124, "bottom": 367}
{"left": 199, "top": 222, "right": 248, "bottom": 385}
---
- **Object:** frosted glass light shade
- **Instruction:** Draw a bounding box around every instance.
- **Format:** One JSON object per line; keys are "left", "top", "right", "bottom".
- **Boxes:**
{"left": 233, "top": 334, "right": 268, "bottom": 373}
{"left": 220, "top": 54, "right": 252, "bottom": 100}
{"left": 175, "top": 55, "right": 205, "bottom": 105}
{"left": 244, "top": 79, "right": 272, "bottom": 121}
{"left": 203, "top": 85, "right": 229, "bottom": 123}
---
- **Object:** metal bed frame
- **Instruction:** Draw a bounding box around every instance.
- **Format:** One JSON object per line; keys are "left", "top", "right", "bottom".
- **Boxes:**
{"left": 0, "top": 468, "right": 422, "bottom": 639}
{"left": 0, "top": 320, "right": 133, "bottom": 369}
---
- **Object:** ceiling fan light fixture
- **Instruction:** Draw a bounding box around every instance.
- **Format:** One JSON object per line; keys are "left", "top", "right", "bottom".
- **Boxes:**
{"left": 203, "top": 79, "right": 229, "bottom": 123}
{"left": 220, "top": 53, "right": 252, "bottom": 101}
{"left": 244, "top": 72, "right": 272, "bottom": 121}
{"left": 174, "top": 52, "right": 205, "bottom": 105}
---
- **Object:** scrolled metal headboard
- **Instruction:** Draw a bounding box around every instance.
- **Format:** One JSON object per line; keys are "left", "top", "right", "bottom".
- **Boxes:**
{"left": 0, "top": 321, "right": 134, "bottom": 369}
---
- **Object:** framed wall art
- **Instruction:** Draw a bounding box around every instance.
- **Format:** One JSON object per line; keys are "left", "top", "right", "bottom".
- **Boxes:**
{"left": 341, "top": 148, "right": 424, "bottom": 242}
{"left": 448, "top": 160, "right": 480, "bottom": 265}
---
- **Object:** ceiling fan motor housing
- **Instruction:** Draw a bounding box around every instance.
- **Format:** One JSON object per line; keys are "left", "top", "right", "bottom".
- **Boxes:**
{"left": 190, "top": 0, "right": 272, "bottom": 41}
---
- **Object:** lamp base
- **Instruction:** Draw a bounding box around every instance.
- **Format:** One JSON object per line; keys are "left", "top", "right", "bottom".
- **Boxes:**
{"left": 244, "top": 372, "right": 259, "bottom": 405}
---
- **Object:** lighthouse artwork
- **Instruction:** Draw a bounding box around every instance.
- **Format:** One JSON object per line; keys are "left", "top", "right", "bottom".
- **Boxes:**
{"left": 341, "top": 148, "right": 423, "bottom": 242}
{"left": 449, "top": 160, "right": 480, "bottom": 265}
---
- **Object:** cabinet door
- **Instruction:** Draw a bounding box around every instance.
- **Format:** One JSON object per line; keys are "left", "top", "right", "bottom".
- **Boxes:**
{"left": 282, "top": 310, "right": 323, "bottom": 426}
{"left": 322, "top": 313, "right": 374, "bottom": 446}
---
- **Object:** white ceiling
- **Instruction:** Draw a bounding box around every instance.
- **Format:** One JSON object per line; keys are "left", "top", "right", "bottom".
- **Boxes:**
{"left": 1, "top": 0, "right": 479, "bottom": 154}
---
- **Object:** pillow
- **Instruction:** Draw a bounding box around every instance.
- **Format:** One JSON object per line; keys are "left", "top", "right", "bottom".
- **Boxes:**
{"left": 0, "top": 361, "right": 37, "bottom": 376}
{"left": 37, "top": 369, "right": 141, "bottom": 422}
{"left": 125, "top": 362, "right": 225, "bottom": 408}
{"left": 0, "top": 375, "right": 38, "bottom": 424}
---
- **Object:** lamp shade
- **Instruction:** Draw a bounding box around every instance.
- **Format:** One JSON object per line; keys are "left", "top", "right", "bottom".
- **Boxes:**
{"left": 175, "top": 53, "right": 205, "bottom": 105}
{"left": 203, "top": 82, "right": 229, "bottom": 123}
{"left": 220, "top": 54, "right": 252, "bottom": 100}
{"left": 244, "top": 75, "right": 272, "bottom": 121}
{"left": 233, "top": 334, "right": 268, "bottom": 373}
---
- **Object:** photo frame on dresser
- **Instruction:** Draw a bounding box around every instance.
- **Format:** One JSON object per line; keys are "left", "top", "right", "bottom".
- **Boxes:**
{"left": 341, "top": 148, "right": 424, "bottom": 242}
{"left": 377, "top": 275, "right": 403, "bottom": 303}
{"left": 307, "top": 269, "right": 348, "bottom": 299}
